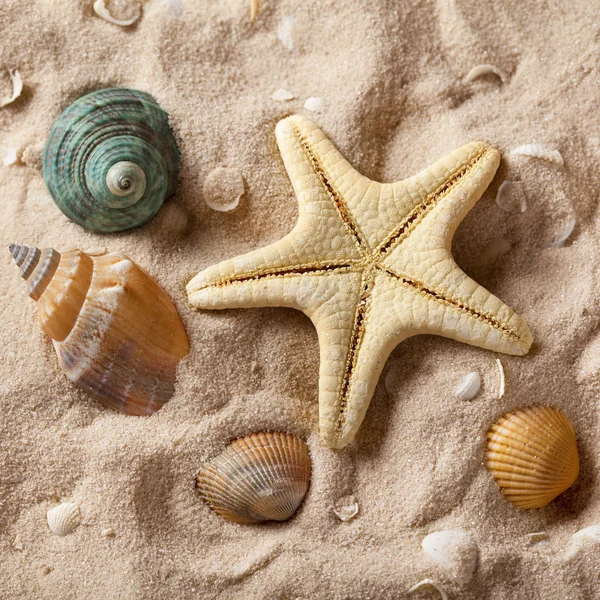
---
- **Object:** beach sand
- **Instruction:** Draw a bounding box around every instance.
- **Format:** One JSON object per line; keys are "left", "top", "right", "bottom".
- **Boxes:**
{"left": 1, "top": 0, "right": 599, "bottom": 598}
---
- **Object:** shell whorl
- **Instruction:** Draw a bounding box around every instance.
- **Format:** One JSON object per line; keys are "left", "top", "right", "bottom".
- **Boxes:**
{"left": 43, "top": 88, "right": 180, "bottom": 233}
{"left": 9, "top": 244, "right": 61, "bottom": 301}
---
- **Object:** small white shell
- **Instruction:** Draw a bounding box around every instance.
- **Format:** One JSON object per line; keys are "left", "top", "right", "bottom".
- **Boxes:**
{"left": 93, "top": 0, "right": 141, "bottom": 26}
{"left": 47, "top": 502, "right": 81, "bottom": 536}
{"left": 277, "top": 15, "right": 296, "bottom": 50}
{"left": 332, "top": 495, "right": 359, "bottom": 522}
{"left": 408, "top": 579, "right": 448, "bottom": 600}
{"left": 550, "top": 217, "right": 576, "bottom": 248}
{"left": 511, "top": 144, "right": 564, "bottom": 166}
{"left": 464, "top": 64, "right": 506, "bottom": 84}
{"left": 496, "top": 359, "right": 505, "bottom": 399}
{"left": 271, "top": 88, "right": 295, "bottom": 102}
{"left": 495, "top": 181, "right": 527, "bottom": 213}
{"left": 304, "top": 97, "right": 325, "bottom": 113}
{"left": 455, "top": 372, "right": 480, "bottom": 401}
{"left": 0, "top": 145, "right": 17, "bottom": 166}
{"left": 421, "top": 530, "right": 478, "bottom": 584}
{"left": 203, "top": 167, "right": 245, "bottom": 212}
{"left": 564, "top": 525, "right": 600, "bottom": 559}
{"left": 0, "top": 69, "right": 23, "bottom": 108}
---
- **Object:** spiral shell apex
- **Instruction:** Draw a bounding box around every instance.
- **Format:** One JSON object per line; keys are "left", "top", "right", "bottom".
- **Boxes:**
{"left": 43, "top": 88, "right": 179, "bottom": 233}
{"left": 485, "top": 405, "right": 579, "bottom": 509}
{"left": 196, "top": 432, "right": 311, "bottom": 524}
{"left": 10, "top": 243, "right": 189, "bottom": 415}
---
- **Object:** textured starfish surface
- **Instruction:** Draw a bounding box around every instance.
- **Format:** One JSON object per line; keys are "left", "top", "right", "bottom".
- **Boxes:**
{"left": 187, "top": 115, "right": 533, "bottom": 448}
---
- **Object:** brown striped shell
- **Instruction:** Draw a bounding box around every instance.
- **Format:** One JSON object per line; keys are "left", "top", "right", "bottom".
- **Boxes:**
{"left": 9, "top": 244, "right": 189, "bottom": 415}
{"left": 485, "top": 405, "right": 579, "bottom": 509}
{"left": 196, "top": 432, "right": 311, "bottom": 524}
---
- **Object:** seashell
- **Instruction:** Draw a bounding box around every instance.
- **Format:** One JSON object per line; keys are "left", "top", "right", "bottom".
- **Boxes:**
{"left": 485, "top": 405, "right": 580, "bottom": 509}
{"left": 0, "top": 144, "right": 17, "bottom": 166}
{"left": 203, "top": 167, "right": 245, "bottom": 212}
{"left": 9, "top": 243, "right": 189, "bottom": 415}
{"left": 271, "top": 88, "right": 295, "bottom": 102}
{"left": 464, "top": 64, "right": 506, "bottom": 84}
{"left": 43, "top": 88, "right": 179, "bottom": 233}
{"left": 496, "top": 358, "right": 505, "bottom": 399}
{"left": 510, "top": 144, "right": 564, "bottom": 166}
{"left": 93, "top": 0, "right": 141, "bottom": 26}
{"left": 421, "top": 530, "right": 478, "bottom": 584}
{"left": 408, "top": 579, "right": 448, "bottom": 600}
{"left": 196, "top": 431, "right": 311, "bottom": 524}
{"left": 332, "top": 495, "right": 359, "bottom": 522}
{"left": 304, "top": 97, "right": 325, "bottom": 113}
{"left": 564, "top": 525, "right": 600, "bottom": 559}
{"left": 455, "top": 372, "right": 480, "bottom": 401}
{"left": 0, "top": 68, "right": 23, "bottom": 108}
{"left": 47, "top": 502, "right": 81, "bottom": 536}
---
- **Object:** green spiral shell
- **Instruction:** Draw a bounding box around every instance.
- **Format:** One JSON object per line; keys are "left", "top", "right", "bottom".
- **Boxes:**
{"left": 43, "top": 88, "right": 180, "bottom": 233}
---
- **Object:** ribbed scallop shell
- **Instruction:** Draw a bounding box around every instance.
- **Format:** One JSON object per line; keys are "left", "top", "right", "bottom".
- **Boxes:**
{"left": 485, "top": 405, "right": 579, "bottom": 509}
{"left": 43, "top": 88, "right": 179, "bottom": 233}
{"left": 47, "top": 502, "right": 81, "bottom": 536}
{"left": 10, "top": 243, "right": 189, "bottom": 415}
{"left": 196, "top": 432, "right": 311, "bottom": 524}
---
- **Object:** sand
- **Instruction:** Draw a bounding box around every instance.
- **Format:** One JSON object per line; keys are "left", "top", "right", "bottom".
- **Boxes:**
{"left": 1, "top": 0, "right": 600, "bottom": 598}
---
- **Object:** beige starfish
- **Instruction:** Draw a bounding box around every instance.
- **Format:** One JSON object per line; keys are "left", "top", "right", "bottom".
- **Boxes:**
{"left": 187, "top": 115, "right": 533, "bottom": 449}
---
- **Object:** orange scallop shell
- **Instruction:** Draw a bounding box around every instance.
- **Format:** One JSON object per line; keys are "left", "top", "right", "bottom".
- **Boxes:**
{"left": 485, "top": 405, "right": 579, "bottom": 509}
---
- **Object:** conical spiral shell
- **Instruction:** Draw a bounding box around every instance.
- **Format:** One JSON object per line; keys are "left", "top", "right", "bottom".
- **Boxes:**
{"left": 43, "top": 88, "right": 179, "bottom": 233}
{"left": 10, "top": 244, "right": 189, "bottom": 415}
{"left": 47, "top": 502, "right": 81, "bottom": 536}
{"left": 485, "top": 405, "right": 579, "bottom": 509}
{"left": 196, "top": 432, "right": 311, "bottom": 524}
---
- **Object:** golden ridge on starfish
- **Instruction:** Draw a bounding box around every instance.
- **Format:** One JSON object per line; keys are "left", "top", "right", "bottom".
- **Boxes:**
{"left": 187, "top": 115, "right": 533, "bottom": 449}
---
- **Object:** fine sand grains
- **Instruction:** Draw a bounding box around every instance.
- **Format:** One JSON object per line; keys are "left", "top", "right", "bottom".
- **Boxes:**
{"left": 1, "top": 1, "right": 600, "bottom": 599}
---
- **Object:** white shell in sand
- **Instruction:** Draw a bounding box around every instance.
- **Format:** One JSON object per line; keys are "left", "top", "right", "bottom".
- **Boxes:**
{"left": 203, "top": 167, "right": 245, "bottom": 212}
{"left": 421, "top": 530, "right": 478, "bottom": 584}
{"left": 510, "top": 144, "right": 564, "bottom": 166}
{"left": 333, "top": 495, "right": 359, "bottom": 521}
{"left": 455, "top": 372, "right": 480, "bottom": 401}
{"left": 47, "top": 502, "right": 81, "bottom": 536}
{"left": 564, "top": 525, "right": 600, "bottom": 559}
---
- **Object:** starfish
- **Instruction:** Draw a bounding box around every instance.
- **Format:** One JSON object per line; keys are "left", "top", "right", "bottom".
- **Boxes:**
{"left": 187, "top": 115, "right": 533, "bottom": 449}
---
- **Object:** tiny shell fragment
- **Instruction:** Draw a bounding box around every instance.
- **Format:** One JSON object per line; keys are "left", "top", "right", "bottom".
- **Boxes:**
{"left": 495, "top": 181, "right": 527, "bottom": 213}
{"left": 464, "top": 64, "right": 506, "bottom": 84}
{"left": 408, "top": 579, "right": 448, "bottom": 600}
{"left": 271, "top": 88, "right": 295, "bottom": 102}
{"left": 102, "top": 527, "right": 116, "bottom": 537}
{"left": 93, "top": 0, "right": 141, "bottom": 26}
{"left": 527, "top": 531, "right": 549, "bottom": 544}
{"left": 510, "top": 144, "right": 564, "bottom": 166}
{"left": 203, "top": 167, "right": 245, "bottom": 212}
{"left": 550, "top": 217, "right": 576, "bottom": 248}
{"left": 565, "top": 525, "right": 600, "bottom": 559}
{"left": 0, "top": 69, "right": 23, "bottom": 108}
{"left": 304, "top": 97, "right": 325, "bottom": 113}
{"left": 12, "top": 534, "right": 23, "bottom": 551}
{"left": 333, "top": 495, "right": 359, "bottom": 522}
{"left": 47, "top": 502, "right": 81, "bottom": 536}
{"left": 455, "top": 372, "right": 480, "bottom": 401}
{"left": 496, "top": 359, "right": 505, "bottom": 399}
{"left": 0, "top": 145, "right": 17, "bottom": 166}
{"left": 421, "top": 530, "right": 478, "bottom": 584}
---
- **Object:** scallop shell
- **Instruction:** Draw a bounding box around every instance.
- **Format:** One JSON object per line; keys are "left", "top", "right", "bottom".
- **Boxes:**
{"left": 43, "top": 88, "right": 179, "bottom": 233}
{"left": 485, "top": 405, "right": 579, "bottom": 509}
{"left": 47, "top": 502, "right": 81, "bottom": 536}
{"left": 421, "top": 530, "right": 478, "bottom": 584}
{"left": 196, "top": 432, "right": 311, "bottom": 524}
{"left": 9, "top": 243, "right": 189, "bottom": 415}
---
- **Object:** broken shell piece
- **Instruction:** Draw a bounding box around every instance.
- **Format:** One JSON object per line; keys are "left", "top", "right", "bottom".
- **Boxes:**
{"left": 485, "top": 405, "right": 580, "bottom": 509}
{"left": 93, "top": 0, "right": 141, "bottom": 26}
{"left": 277, "top": 15, "right": 296, "bottom": 50}
{"left": 304, "top": 97, "right": 325, "bottom": 113}
{"left": 510, "top": 144, "right": 564, "bottom": 166}
{"left": 271, "top": 88, "right": 295, "bottom": 102}
{"left": 464, "top": 64, "right": 506, "bottom": 84}
{"left": 333, "top": 495, "right": 359, "bottom": 522}
{"left": 564, "top": 525, "right": 600, "bottom": 559}
{"left": 12, "top": 534, "right": 24, "bottom": 551}
{"left": 408, "top": 579, "right": 448, "bottom": 600}
{"left": 47, "top": 502, "right": 81, "bottom": 536}
{"left": 203, "top": 167, "right": 245, "bottom": 212}
{"left": 421, "top": 530, "right": 478, "bottom": 585}
{"left": 495, "top": 181, "right": 527, "bottom": 213}
{"left": 550, "top": 217, "right": 576, "bottom": 248}
{"left": 496, "top": 359, "right": 505, "bottom": 399}
{"left": 526, "top": 531, "right": 549, "bottom": 544}
{"left": 0, "top": 69, "right": 23, "bottom": 108}
{"left": 101, "top": 527, "right": 116, "bottom": 537}
{"left": 0, "top": 145, "right": 17, "bottom": 166}
{"left": 455, "top": 372, "right": 480, "bottom": 401}
{"left": 196, "top": 432, "right": 311, "bottom": 524}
